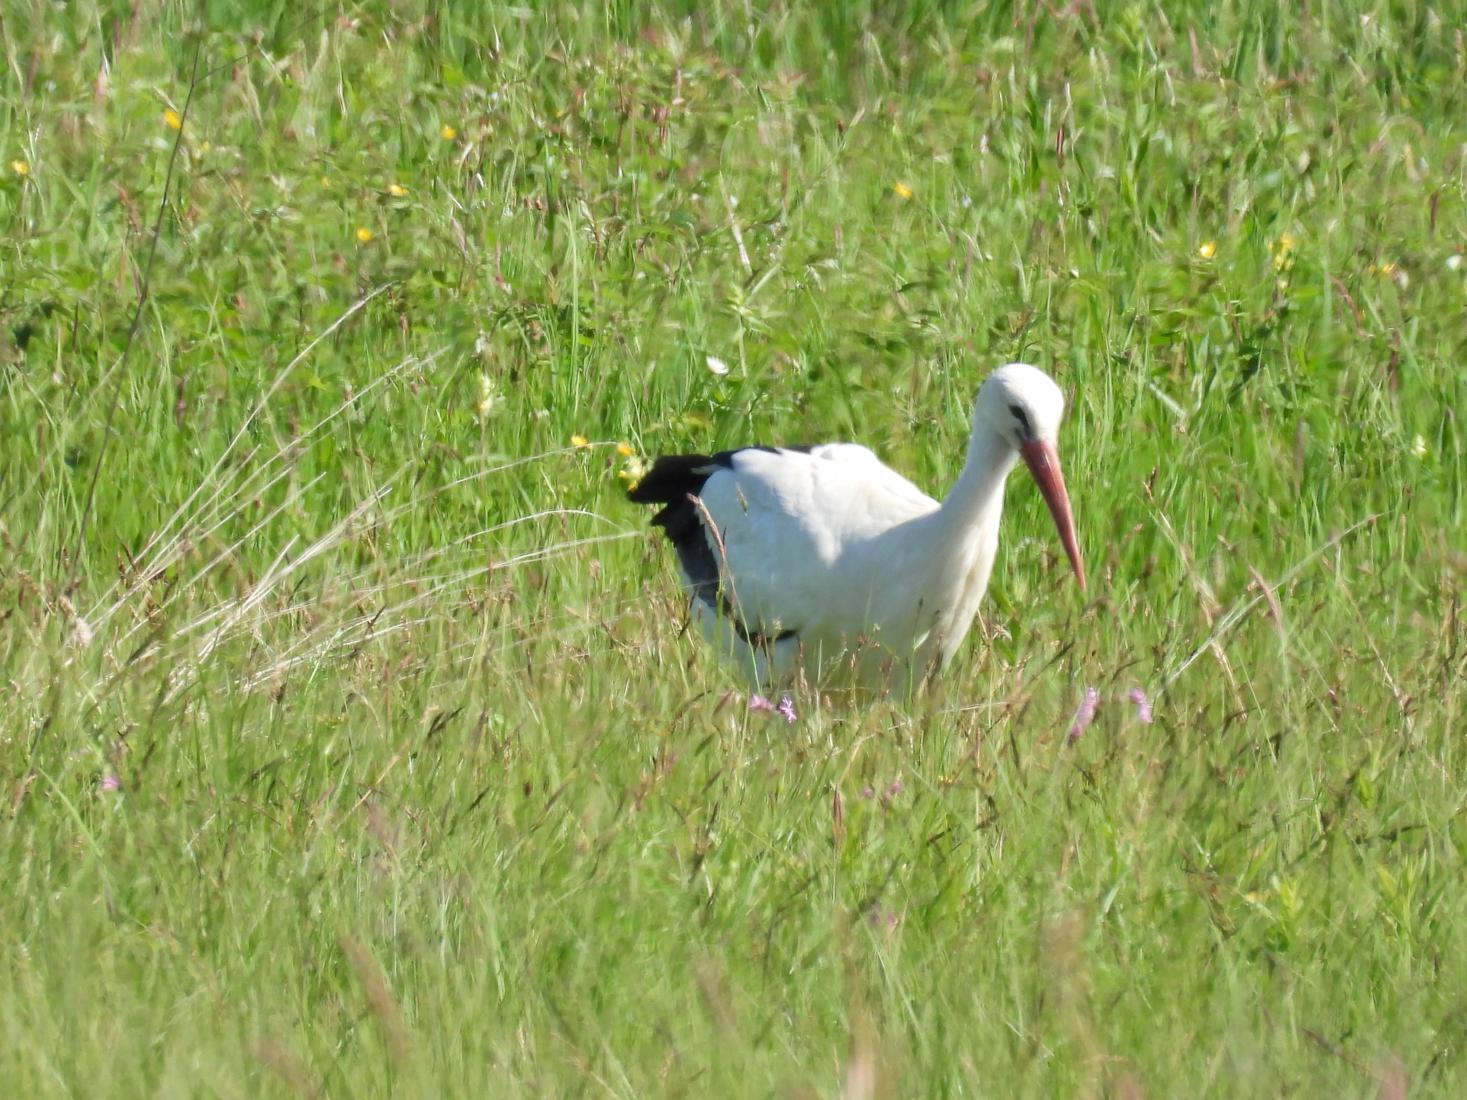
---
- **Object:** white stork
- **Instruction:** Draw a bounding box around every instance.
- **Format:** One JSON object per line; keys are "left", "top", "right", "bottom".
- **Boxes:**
{"left": 628, "top": 363, "right": 1086, "bottom": 690}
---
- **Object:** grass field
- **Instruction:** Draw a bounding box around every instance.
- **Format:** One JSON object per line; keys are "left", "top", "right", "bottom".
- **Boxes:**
{"left": 2, "top": 1, "right": 1465, "bottom": 1095}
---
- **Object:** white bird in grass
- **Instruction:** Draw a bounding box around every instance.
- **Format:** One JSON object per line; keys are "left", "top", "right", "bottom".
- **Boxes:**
{"left": 628, "top": 363, "right": 1086, "bottom": 691}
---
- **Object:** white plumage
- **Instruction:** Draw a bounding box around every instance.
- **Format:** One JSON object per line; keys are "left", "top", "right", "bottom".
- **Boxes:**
{"left": 629, "top": 363, "right": 1086, "bottom": 691}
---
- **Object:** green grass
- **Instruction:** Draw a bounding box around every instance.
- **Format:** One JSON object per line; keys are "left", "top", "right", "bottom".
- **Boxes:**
{"left": 2, "top": 1, "right": 1465, "bottom": 1095}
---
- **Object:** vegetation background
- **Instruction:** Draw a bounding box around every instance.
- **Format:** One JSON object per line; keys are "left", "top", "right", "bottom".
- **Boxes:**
{"left": 2, "top": 0, "right": 1464, "bottom": 1095}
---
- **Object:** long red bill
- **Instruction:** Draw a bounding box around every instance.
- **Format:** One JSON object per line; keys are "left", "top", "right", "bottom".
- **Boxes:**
{"left": 1019, "top": 440, "right": 1087, "bottom": 592}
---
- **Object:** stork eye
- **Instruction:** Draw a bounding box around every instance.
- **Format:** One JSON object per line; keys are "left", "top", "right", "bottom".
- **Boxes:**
{"left": 1008, "top": 403, "right": 1032, "bottom": 437}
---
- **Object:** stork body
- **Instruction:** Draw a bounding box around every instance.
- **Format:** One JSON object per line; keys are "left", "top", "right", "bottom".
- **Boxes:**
{"left": 629, "top": 364, "right": 1085, "bottom": 691}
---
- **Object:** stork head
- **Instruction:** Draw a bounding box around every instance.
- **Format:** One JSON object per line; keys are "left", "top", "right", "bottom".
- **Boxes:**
{"left": 976, "top": 363, "right": 1087, "bottom": 592}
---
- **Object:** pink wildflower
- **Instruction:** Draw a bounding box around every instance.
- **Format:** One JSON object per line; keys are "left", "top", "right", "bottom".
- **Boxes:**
{"left": 1068, "top": 687, "right": 1100, "bottom": 744}
{"left": 749, "top": 694, "right": 797, "bottom": 724}
{"left": 1129, "top": 688, "right": 1153, "bottom": 724}
{"left": 880, "top": 778, "right": 903, "bottom": 810}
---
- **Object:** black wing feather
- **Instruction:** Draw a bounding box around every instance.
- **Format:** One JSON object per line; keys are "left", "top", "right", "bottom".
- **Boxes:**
{"left": 625, "top": 452, "right": 723, "bottom": 606}
{"left": 628, "top": 447, "right": 809, "bottom": 646}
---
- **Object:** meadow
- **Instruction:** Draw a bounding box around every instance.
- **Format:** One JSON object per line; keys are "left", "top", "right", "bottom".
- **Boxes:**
{"left": 2, "top": 1, "right": 1464, "bottom": 1095}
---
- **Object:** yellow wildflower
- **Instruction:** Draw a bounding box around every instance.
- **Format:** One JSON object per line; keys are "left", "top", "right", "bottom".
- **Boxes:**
{"left": 1411, "top": 434, "right": 1428, "bottom": 458}
{"left": 163, "top": 108, "right": 182, "bottom": 131}
{"left": 1197, "top": 240, "right": 1217, "bottom": 260}
{"left": 355, "top": 226, "right": 374, "bottom": 244}
{"left": 320, "top": 175, "right": 331, "bottom": 188}
{"left": 892, "top": 181, "right": 914, "bottom": 200}
{"left": 440, "top": 124, "right": 458, "bottom": 141}
{"left": 617, "top": 452, "right": 650, "bottom": 489}
{"left": 570, "top": 434, "right": 591, "bottom": 449}
{"left": 616, "top": 441, "right": 635, "bottom": 457}
{"left": 10, "top": 159, "right": 28, "bottom": 176}
{"left": 1272, "top": 232, "right": 1298, "bottom": 271}
{"left": 387, "top": 182, "right": 409, "bottom": 197}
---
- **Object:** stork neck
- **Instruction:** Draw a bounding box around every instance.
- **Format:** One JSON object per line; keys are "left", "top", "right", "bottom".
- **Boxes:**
{"left": 938, "top": 426, "right": 1017, "bottom": 535}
